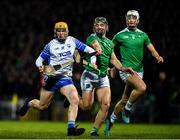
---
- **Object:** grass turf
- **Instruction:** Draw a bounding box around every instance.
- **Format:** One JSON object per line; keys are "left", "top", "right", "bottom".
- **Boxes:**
{"left": 0, "top": 121, "right": 180, "bottom": 139}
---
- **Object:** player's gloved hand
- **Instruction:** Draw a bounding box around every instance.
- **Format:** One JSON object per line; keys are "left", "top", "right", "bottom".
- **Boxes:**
{"left": 84, "top": 62, "right": 105, "bottom": 77}
{"left": 121, "top": 67, "right": 134, "bottom": 76}
{"left": 38, "top": 65, "right": 44, "bottom": 73}
{"left": 86, "top": 62, "right": 97, "bottom": 70}
{"left": 92, "top": 63, "right": 98, "bottom": 69}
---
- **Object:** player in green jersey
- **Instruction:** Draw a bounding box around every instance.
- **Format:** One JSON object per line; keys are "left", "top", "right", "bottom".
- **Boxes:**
{"left": 104, "top": 10, "right": 164, "bottom": 136}
{"left": 79, "top": 17, "right": 134, "bottom": 137}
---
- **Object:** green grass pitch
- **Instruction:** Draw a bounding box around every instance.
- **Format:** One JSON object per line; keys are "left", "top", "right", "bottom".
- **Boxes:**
{"left": 0, "top": 121, "right": 180, "bottom": 139}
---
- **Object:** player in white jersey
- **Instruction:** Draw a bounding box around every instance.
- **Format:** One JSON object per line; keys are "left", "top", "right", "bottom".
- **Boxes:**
{"left": 19, "top": 22, "right": 97, "bottom": 136}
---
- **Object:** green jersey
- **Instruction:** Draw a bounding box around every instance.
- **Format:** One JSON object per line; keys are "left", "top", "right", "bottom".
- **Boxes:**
{"left": 85, "top": 33, "right": 113, "bottom": 76}
{"left": 112, "top": 28, "right": 151, "bottom": 72}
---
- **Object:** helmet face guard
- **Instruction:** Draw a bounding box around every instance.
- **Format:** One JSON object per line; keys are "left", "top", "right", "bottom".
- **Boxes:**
{"left": 125, "top": 10, "right": 140, "bottom": 29}
{"left": 54, "top": 22, "right": 68, "bottom": 41}
{"left": 93, "top": 17, "right": 108, "bottom": 37}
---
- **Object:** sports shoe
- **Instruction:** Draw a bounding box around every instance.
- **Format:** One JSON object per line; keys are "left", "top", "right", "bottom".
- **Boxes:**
{"left": 90, "top": 131, "right": 99, "bottom": 137}
{"left": 121, "top": 107, "right": 130, "bottom": 124}
{"left": 63, "top": 98, "right": 70, "bottom": 108}
{"left": 67, "top": 127, "right": 85, "bottom": 136}
{"left": 19, "top": 98, "right": 31, "bottom": 116}
{"left": 104, "top": 117, "right": 113, "bottom": 136}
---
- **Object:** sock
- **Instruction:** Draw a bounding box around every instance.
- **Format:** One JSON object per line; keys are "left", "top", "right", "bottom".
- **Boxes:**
{"left": 91, "top": 127, "right": 98, "bottom": 133}
{"left": 125, "top": 100, "right": 132, "bottom": 111}
{"left": 110, "top": 112, "right": 118, "bottom": 123}
{"left": 68, "top": 120, "right": 75, "bottom": 129}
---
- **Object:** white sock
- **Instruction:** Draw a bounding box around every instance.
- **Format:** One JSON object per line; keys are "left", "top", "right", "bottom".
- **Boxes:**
{"left": 125, "top": 100, "right": 132, "bottom": 111}
{"left": 110, "top": 112, "right": 117, "bottom": 123}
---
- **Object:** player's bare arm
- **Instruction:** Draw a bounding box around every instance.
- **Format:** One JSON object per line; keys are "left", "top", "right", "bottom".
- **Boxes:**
{"left": 110, "top": 52, "right": 134, "bottom": 75}
{"left": 91, "top": 40, "right": 102, "bottom": 55}
{"left": 147, "top": 43, "right": 164, "bottom": 63}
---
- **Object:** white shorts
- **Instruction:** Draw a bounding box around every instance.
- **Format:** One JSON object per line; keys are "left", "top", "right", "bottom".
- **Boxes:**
{"left": 119, "top": 71, "right": 144, "bottom": 82}
{"left": 80, "top": 70, "right": 110, "bottom": 91}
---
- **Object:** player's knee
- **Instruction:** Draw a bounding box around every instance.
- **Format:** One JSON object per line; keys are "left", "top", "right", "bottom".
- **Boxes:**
{"left": 69, "top": 94, "right": 79, "bottom": 106}
{"left": 138, "top": 84, "right": 147, "bottom": 94}
{"left": 100, "top": 102, "right": 110, "bottom": 113}
{"left": 104, "top": 103, "right": 110, "bottom": 112}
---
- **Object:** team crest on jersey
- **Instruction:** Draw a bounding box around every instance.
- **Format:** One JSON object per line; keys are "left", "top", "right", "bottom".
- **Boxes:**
{"left": 132, "top": 35, "right": 135, "bottom": 39}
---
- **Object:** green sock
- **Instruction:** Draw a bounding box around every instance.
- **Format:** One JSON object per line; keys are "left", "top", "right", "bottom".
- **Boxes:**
{"left": 91, "top": 127, "right": 99, "bottom": 133}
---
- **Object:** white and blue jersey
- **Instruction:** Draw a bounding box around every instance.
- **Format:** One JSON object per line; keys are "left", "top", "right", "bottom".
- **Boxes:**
{"left": 36, "top": 36, "right": 96, "bottom": 93}
{"left": 38, "top": 36, "right": 95, "bottom": 77}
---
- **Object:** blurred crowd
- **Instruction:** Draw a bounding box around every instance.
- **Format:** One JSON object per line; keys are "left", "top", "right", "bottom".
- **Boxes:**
{"left": 0, "top": 0, "right": 179, "bottom": 123}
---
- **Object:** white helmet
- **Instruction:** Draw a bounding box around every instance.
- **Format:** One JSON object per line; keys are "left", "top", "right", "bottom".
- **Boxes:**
{"left": 126, "top": 10, "right": 140, "bottom": 20}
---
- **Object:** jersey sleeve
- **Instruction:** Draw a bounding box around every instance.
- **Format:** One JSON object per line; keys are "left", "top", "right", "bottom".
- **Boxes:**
{"left": 144, "top": 33, "right": 151, "bottom": 47}
{"left": 40, "top": 44, "right": 50, "bottom": 60}
{"left": 73, "top": 37, "right": 95, "bottom": 54}
{"left": 112, "top": 34, "right": 119, "bottom": 48}
{"left": 109, "top": 40, "right": 114, "bottom": 54}
{"left": 72, "top": 38, "right": 86, "bottom": 51}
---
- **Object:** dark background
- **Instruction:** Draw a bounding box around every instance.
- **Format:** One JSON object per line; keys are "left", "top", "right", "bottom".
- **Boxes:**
{"left": 0, "top": 0, "right": 179, "bottom": 123}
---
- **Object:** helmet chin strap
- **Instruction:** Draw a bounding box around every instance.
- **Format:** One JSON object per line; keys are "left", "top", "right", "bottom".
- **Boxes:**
{"left": 96, "top": 30, "right": 106, "bottom": 38}
{"left": 96, "top": 32, "right": 103, "bottom": 38}
{"left": 56, "top": 34, "right": 68, "bottom": 43}
{"left": 57, "top": 38, "right": 66, "bottom": 43}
